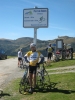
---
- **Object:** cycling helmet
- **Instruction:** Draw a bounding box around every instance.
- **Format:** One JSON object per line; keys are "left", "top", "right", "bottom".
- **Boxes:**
{"left": 20, "top": 48, "right": 22, "bottom": 51}
{"left": 30, "top": 43, "right": 36, "bottom": 48}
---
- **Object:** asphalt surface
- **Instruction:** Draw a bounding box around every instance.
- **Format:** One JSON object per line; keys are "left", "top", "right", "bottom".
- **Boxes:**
{"left": 0, "top": 58, "right": 20, "bottom": 88}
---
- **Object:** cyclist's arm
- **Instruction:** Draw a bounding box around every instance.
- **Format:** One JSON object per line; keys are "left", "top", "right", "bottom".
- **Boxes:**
{"left": 39, "top": 54, "right": 44, "bottom": 64}
{"left": 24, "top": 54, "right": 30, "bottom": 63}
{"left": 46, "top": 47, "right": 48, "bottom": 51}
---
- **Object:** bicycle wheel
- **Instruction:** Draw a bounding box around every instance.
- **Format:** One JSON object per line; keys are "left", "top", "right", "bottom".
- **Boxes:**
{"left": 37, "top": 71, "right": 43, "bottom": 88}
{"left": 19, "top": 75, "right": 29, "bottom": 94}
{"left": 43, "top": 69, "right": 50, "bottom": 88}
{"left": 20, "top": 64, "right": 23, "bottom": 69}
{"left": 37, "top": 71, "right": 50, "bottom": 89}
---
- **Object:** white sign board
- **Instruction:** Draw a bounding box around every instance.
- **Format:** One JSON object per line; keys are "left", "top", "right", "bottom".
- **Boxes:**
{"left": 23, "top": 8, "right": 48, "bottom": 28}
{"left": 56, "top": 39, "right": 63, "bottom": 49}
{"left": 57, "top": 41, "right": 62, "bottom": 48}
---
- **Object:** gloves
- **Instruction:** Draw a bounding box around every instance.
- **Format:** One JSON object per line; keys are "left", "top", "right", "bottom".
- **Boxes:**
{"left": 24, "top": 56, "right": 30, "bottom": 63}
{"left": 36, "top": 63, "right": 40, "bottom": 67}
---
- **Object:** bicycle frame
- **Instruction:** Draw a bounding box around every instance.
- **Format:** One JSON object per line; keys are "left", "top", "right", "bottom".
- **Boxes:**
{"left": 19, "top": 65, "right": 29, "bottom": 94}
{"left": 37, "top": 62, "right": 50, "bottom": 88}
{"left": 19, "top": 62, "right": 50, "bottom": 94}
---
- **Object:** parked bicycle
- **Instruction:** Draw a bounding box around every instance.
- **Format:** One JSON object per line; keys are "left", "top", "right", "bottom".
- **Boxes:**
{"left": 19, "top": 57, "right": 27, "bottom": 69}
{"left": 19, "top": 65, "right": 29, "bottom": 94}
{"left": 37, "top": 62, "right": 50, "bottom": 89}
{"left": 19, "top": 62, "right": 50, "bottom": 94}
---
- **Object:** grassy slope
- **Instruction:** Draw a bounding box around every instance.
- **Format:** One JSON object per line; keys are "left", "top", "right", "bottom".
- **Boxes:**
{"left": 2, "top": 73, "right": 75, "bottom": 100}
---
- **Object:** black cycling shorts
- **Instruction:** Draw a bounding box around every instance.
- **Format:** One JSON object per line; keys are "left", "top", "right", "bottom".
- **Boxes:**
{"left": 48, "top": 52, "right": 52, "bottom": 60}
{"left": 29, "top": 65, "right": 37, "bottom": 74}
{"left": 18, "top": 57, "right": 22, "bottom": 61}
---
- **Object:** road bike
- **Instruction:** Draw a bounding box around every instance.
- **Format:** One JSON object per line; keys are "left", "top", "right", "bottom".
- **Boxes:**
{"left": 37, "top": 62, "right": 50, "bottom": 89}
{"left": 19, "top": 57, "right": 27, "bottom": 69}
{"left": 19, "top": 65, "right": 29, "bottom": 94}
{"left": 19, "top": 62, "right": 51, "bottom": 94}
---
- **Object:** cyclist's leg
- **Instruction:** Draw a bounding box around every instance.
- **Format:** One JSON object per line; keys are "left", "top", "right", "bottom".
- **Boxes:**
{"left": 47, "top": 53, "right": 49, "bottom": 60}
{"left": 47, "top": 53, "right": 51, "bottom": 65}
{"left": 49, "top": 53, "right": 52, "bottom": 60}
{"left": 29, "top": 66, "right": 37, "bottom": 93}
{"left": 21, "top": 58, "right": 23, "bottom": 65}
{"left": 28, "top": 66, "right": 34, "bottom": 93}
{"left": 20, "top": 58, "right": 22, "bottom": 64}
{"left": 33, "top": 67, "right": 37, "bottom": 88}
{"left": 29, "top": 73, "right": 33, "bottom": 88}
{"left": 18, "top": 57, "right": 20, "bottom": 67}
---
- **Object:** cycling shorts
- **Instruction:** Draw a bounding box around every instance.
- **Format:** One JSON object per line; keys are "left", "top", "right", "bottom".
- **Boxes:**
{"left": 29, "top": 65, "right": 37, "bottom": 74}
{"left": 18, "top": 57, "right": 22, "bottom": 61}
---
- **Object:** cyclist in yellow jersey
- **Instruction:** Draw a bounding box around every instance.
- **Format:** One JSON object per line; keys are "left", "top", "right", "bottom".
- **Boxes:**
{"left": 24, "top": 43, "right": 44, "bottom": 93}
{"left": 46, "top": 43, "right": 54, "bottom": 61}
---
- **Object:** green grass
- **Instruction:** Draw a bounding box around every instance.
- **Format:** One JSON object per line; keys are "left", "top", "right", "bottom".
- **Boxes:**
{"left": 0, "top": 59, "right": 75, "bottom": 100}
{"left": 7, "top": 56, "right": 17, "bottom": 59}
{"left": 1, "top": 73, "right": 75, "bottom": 100}
{"left": 46, "top": 59, "right": 75, "bottom": 69}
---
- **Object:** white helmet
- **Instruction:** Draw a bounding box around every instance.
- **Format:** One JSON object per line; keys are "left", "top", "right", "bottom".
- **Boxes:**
{"left": 30, "top": 43, "right": 36, "bottom": 48}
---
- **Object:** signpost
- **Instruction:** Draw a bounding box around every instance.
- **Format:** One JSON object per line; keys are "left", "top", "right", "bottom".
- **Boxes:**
{"left": 56, "top": 39, "right": 63, "bottom": 50}
{"left": 56, "top": 39, "right": 66, "bottom": 59}
{"left": 23, "top": 7, "right": 48, "bottom": 44}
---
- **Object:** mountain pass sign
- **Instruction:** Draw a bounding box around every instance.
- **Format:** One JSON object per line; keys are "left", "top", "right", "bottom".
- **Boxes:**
{"left": 23, "top": 8, "right": 48, "bottom": 28}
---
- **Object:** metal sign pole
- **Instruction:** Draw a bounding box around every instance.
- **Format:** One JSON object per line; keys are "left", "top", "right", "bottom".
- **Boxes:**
{"left": 33, "top": 28, "right": 37, "bottom": 45}
{"left": 33, "top": 6, "right": 38, "bottom": 45}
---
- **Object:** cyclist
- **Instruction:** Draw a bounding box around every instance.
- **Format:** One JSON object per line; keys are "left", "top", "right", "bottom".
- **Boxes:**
{"left": 46, "top": 43, "right": 54, "bottom": 61}
{"left": 18, "top": 48, "right": 23, "bottom": 67}
{"left": 24, "top": 43, "right": 44, "bottom": 93}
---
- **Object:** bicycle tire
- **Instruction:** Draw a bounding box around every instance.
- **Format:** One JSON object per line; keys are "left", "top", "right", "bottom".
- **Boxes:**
{"left": 37, "top": 68, "right": 50, "bottom": 88}
{"left": 19, "top": 63, "right": 23, "bottom": 68}
{"left": 43, "top": 69, "right": 50, "bottom": 87}
{"left": 37, "top": 71, "right": 43, "bottom": 87}
{"left": 19, "top": 75, "right": 29, "bottom": 94}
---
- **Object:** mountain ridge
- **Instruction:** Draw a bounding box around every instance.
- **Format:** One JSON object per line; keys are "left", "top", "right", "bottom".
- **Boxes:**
{"left": 0, "top": 36, "right": 75, "bottom": 56}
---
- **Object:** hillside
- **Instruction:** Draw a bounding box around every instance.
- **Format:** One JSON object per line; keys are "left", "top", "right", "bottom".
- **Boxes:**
{"left": 0, "top": 36, "right": 75, "bottom": 56}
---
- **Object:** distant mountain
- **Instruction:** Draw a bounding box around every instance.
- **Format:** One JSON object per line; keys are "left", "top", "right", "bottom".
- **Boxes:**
{"left": 0, "top": 36, "right": 75, "bottom": 56}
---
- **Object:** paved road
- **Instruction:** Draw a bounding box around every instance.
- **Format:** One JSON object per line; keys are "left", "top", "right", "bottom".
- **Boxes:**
{"left": 0, "top": 58, "right": 20, "bottom": 88}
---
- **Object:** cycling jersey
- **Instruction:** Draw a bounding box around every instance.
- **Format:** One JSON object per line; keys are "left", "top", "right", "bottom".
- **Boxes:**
{"left": 47, "top": 46, "right": 52, "bottom": 53}
{"left": 18, "top": 51, "right": 22, "bottom": 58}
{"left": 25, "top": 51, "right": 44, "bottom": 66}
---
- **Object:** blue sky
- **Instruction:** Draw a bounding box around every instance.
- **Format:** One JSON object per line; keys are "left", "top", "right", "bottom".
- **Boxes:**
{"left": 0, "top": 0, "right": 75, "bottom": 40}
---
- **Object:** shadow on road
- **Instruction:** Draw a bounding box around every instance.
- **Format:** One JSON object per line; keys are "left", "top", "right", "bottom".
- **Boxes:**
{"left": 0, "top": 93, "right": 11, "bottom": 98}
